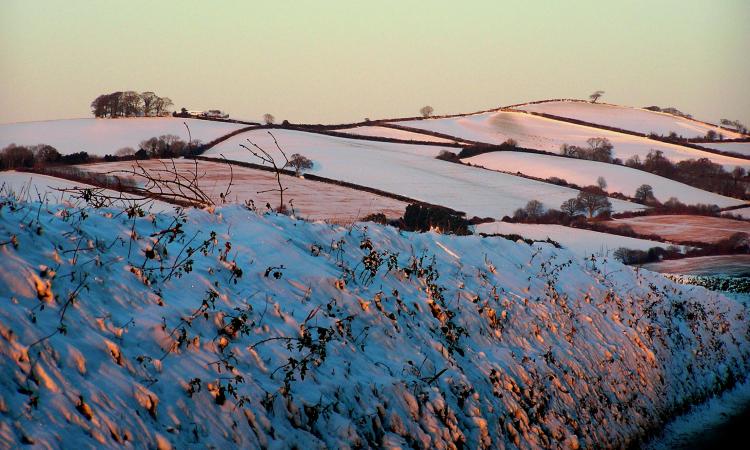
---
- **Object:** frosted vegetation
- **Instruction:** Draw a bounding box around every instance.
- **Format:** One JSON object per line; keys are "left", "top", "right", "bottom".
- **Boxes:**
{"left": 1, "top": 193, "right": 748, "bottom": 448}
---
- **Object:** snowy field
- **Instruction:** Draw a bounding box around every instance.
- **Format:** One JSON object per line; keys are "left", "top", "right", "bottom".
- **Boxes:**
{"left": 78, "top": 159, "right": 408, "bottom": 222}
{"left": 396, "top": 111, "right": 750, "bottom": 170}
{"left": 700, "top": 141, "right": 750, "bottom": 157}
{"left": 335, "top": 126, "right": 458, "bottom": 143}
{"left": 1, "top": 198, "right": 747, "bottom": 448}
{"left": 642, "top": 255, "right": 750, "bottom": 277}
{"left": 0, "top": 171, "right": 172, "bottom": 212}
{"left": 205, "top": 129, "right": 644, "bottom": 218}
{"left": 0, "top": 118, "right": 247, "bottom": 155}
{"left": 466, "top": 151, "right": 744, "bottom": 208}
{"left": 608, "top": 215, "right": 750, "bottom": 244}
{"left": 474, "top": 221, "right": 672, "bottom": 257}
{"left": 516, "top": 101, "right": 744, "bottom": 139}
{"left": 725, "top": 206, "right": 750, "bottom": 219}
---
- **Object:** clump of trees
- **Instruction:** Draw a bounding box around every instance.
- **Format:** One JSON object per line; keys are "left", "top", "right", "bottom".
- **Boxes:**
{"left": 559, "top": 137, "right": 615, "bottom": 162}
{"left": 91, "top": 91, "right": 173, "bottom": 118}
{"left": 512, "top": 186, "right": 612, "bottom": 225}
{"left": 435, "top": 150, "right": 461, "bottom": 163}
{"left": 401, "top": 203, "right": 470, "bottom": 235}
{"left": 263, "top": 114, "right": 275, "bottom": 125}
{"left": 0, "top": 143, "right": 91, "bottom": 170}
{"left": 133, "top": 135, "right": 201, "bottom": 159}
{"left": 643, "top": 106, "right": 693, "bottom": 119}
{"left": 625, "top": 150, "right": 748, "bottom": 198}
{"left": 720, "top": 119, "right": 748, "bottom": 135}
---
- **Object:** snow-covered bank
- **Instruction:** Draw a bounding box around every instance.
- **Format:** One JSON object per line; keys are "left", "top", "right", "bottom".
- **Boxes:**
{"left": 644, "top": 378, "right": 750, "bottom": 450}
{"left": 1, "top": 198, "right": 748, "bottom": 448}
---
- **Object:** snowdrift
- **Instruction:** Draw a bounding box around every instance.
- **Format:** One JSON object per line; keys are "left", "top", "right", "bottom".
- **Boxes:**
{"left": 1, "top": 198, "right": 748, "bottom": 448}
{"left": 0, "top": 118, "right": 247, "bottom": 155}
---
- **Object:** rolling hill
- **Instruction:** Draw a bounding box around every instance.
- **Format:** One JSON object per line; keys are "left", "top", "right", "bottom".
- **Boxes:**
{"left": 394, "top": 110, "right": 750, "bottom": 170}
{"left": 204, "top": 128, "right": 645, "bottom": 218}
{"left": 515, "top": 100, "right": 744, "bottom": 139}
{"left": 0, "top": 118, "right": 248, "bottom": 156}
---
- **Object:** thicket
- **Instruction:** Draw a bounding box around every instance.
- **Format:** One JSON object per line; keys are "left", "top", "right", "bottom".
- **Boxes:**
{"left": 91, "top": 91, "right": 173, "bottom": 118}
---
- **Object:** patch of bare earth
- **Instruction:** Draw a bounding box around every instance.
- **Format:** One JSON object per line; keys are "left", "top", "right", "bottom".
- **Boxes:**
{"left": 606, "top": 215, "right": 750, "bottom": 244}
{"left": 78, "top": 159, "right": 407, "bottom": 222}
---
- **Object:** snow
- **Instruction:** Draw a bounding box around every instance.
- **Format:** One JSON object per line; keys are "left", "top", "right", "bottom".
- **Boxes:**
{"left": 644, "top": 378, "right": 750, "bottom": 450}
{"left": 1, "top": 197, "right": 747, "bottom": 448}
{"left": 516, "top": 101, "right": 744, "bottom": 139}
{"left": 205, "top": 128, "right": 645, "bottom": 218}
{"left": 642, "top": 255, "right": 750, "bottom": 277}
{"left": 335, "top": 126, "right": 459, "bottom": 143}
{"left": 0, "top": 171, "right": 171, "bottom": 212}
{"left": 0, "top": 118, "right": 247, "bottom": 155}
{"left": 77, "top": 159, "right": 409, "bottom": 222}
{"left": 466, "top": 151, "right": 744, "bottom": 208}
{"left": 396, "top": 111, "right": 750, "bottom": 170}
{"left": 725, "top": 206, "right": 750, "bottom": 219}
{"left": 700, "top": 141, "right": 750, "bottom": 157}
{"left": 474, "top": 221, "right": 673, "bottom": 258}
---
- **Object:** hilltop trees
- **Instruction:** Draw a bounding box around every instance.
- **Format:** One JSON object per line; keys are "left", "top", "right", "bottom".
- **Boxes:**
{"left": 720, "top": 119, "right": 748, "bottom": 135}
{"left": 589, "top": 90, "right": 604, "bottom": 103}
{"left": 91, "top": 91, "right": 173, "bottom": 118}
{"left": 420, "top": 106, "right": 434, "bottom": 118}
{"left": 263, "top": 113, "right": 275, "bottom": 125}
{"left": 513, "top": 200, "right": 545, "bottom": 221}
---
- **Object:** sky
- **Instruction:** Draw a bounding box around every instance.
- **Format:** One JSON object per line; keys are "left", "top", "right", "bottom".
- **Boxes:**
{"left": 1, "top": 0, "right": 748, "bottom": 125}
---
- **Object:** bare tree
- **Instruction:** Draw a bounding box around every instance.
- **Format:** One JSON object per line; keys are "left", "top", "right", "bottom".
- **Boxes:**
{"left": 634, "top": 184, "right": 655, "bottom": 204}
{"left": 596, "top": 176, "right": 608, "bottom": 190}
{"left": 560, "top": 198, "right": 581, "bottom": 217}
{"left": 576, "top": 186, "right": 612, "bottom": 218}
{"left": 420, "top": 106, "right": 434, "bottom": 118}
{"left": 263, "top": 113, "right": 275, "bottom": 125}
{"left": 589, "top": 90, "right": 604, "bottom": 103}
{"left": 154, "top": 97, "right": 173, "bottom": 116}
{"left": 239, "top": 132, "right": 290, "bottom": 212}
{"left": 141, "top": 92, "right": 158, "bottom": 116}
{"left": 288, "top": 153, "right": 313, "bottom": 176}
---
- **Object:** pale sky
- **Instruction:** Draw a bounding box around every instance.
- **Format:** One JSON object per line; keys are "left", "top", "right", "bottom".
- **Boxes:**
{"left": 1, "top": 0, "right": 748, "bottom": 125}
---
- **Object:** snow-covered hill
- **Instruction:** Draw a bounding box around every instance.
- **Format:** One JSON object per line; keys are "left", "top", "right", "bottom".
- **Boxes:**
{"left": 516, "top": 101, "right": 744, "bottom": 139}
{"left": 0, "top": 118, "right": 247, "bottom": 155}
{"left": 474, "top": 221, "right": 674, "bottom": 257}
{"left": 701, "top": 141, "right": 750, "bottom": 157}
{"left": 1, "top": 198, "right": 748, "bottom": 448}
{"left": 396, "top": 111, "right": 750, "bottom": 170}
{"left": 466, "top": 151, "right": 746, "bottom": 208}
{"left": 206, "top": 128, "right": 644, "bottom": 218}
{"left": 335, "top": 126, "right": 459, "bottom": 143}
